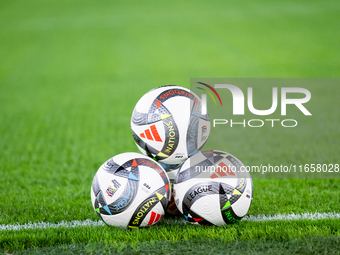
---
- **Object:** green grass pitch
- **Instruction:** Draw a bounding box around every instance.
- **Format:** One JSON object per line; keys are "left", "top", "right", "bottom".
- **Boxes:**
{"left": 1, "top": 0, "right": 340, "bottom": 254}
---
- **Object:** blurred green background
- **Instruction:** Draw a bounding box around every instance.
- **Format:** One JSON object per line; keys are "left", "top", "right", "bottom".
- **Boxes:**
{"left": 1, "top": 0, "right": 340, "bottom": 252}
{"left": 1, "top": 0, "right": 339, "bottom": 224}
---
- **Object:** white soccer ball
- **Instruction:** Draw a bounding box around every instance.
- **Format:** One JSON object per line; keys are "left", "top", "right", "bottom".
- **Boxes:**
{"left": 160, "top": 162, "right": 184, "bottom": 215}
{"left": 91, "top": 152, "right": 171, "bottom": 228}
{"left": 131, "top": 85, "right": 210, "bottom": 164}
{"left": 173, "top": 150, "right": 253, "bottom": 226}
{"left": 160, "top": 162, "right": 184, "bottom": 183}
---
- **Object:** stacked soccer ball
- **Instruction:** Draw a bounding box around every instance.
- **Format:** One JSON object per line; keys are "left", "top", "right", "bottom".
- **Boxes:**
{"left": 91, "top": 85, "right": 253, "bottom": 228}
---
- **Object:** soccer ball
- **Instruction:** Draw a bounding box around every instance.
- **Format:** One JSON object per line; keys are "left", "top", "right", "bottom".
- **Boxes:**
{"left": 160, "top": 162, "right": 184, "bottom": 182}
{"left": 91, "top": 152, "right": 171, "bottom": 228}
{"left": 160, "top": 162, "right": 184, "bottom": 215}
{"left": 173, "top": 150, "right": 253, "bottom": 226}
{"left": 131, "top": 85, "right": 210, "bottom": 164}
{"left": 166, "top": 183, "right": 181, "bottom": 215}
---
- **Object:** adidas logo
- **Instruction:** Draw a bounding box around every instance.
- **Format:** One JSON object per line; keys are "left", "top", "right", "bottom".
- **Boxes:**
{"left": 148, "top": 211, "right": 164, "bottom": 225}
{"left": 210, "top": 162, "right": 235, "bottom": 179}
{"left": 140, "top": 125, "right": 162, "bottom": 142}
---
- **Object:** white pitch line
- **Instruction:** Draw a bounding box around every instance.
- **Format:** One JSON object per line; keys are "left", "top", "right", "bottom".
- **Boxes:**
{"left": 0, "top": 219, "right": 105, "bottom": 231}
{"left": 1, "top": 212, "right": 339, "bottom": 231}
{"left": 242, "top": 212, "right": 340, "bottom": 221}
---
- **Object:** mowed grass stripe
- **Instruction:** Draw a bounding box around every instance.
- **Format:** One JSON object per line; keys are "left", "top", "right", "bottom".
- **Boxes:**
{"left": 8, "top": 236, "right": 340, "bottom": 255}
{"left": 1, "top": 219, "right": 340, "bottom": 252}
{"left": 1, "top": 212, "right": 340, "bottom": 231}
